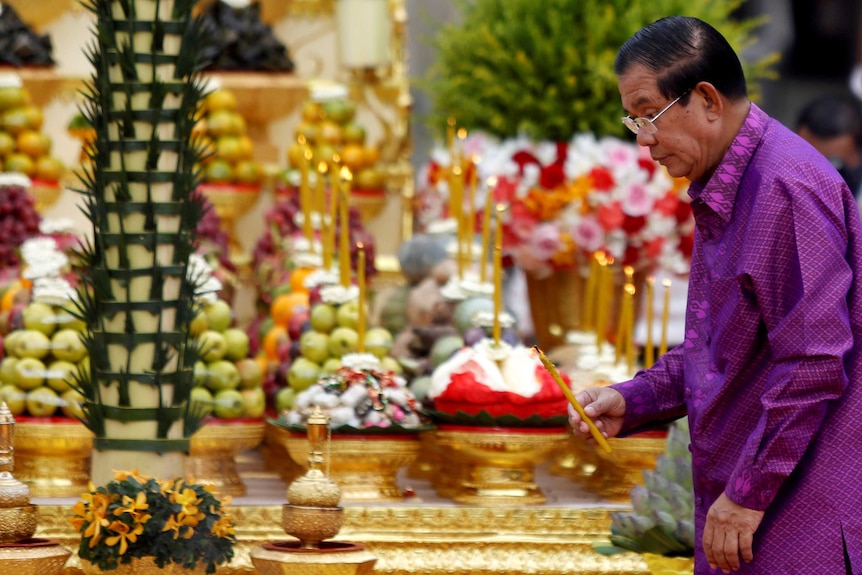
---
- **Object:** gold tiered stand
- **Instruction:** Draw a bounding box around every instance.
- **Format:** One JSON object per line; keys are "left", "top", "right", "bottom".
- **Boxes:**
{"left": 186, "top": 418, "right": 266, "bottom": 498}
{"left": 12, "top": 418, "right": 93, "bottom": 498}
{"left": 587, "top": 431, "right": 668, "bottom": 502}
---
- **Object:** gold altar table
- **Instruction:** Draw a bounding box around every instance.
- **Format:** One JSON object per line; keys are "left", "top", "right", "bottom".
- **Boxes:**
{"left": 31, "top": 450, "right": 653, "bottom": 575}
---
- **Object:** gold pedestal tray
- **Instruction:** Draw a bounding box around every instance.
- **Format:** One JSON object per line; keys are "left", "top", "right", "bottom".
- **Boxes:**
{"left": 549, "top": 434, "right": 600, "bottom": 484}
{"left": 586, "top": 431, "right": 667, "bottom": 502}
{"left": 0, "top": 539, "right": 71, "bottom": 575}
{"left": 251, "top": 541, "right": 377, "bottom": 575}
{"left": 197, "top": 183, "right": 262, "bottom": 262}
{"left": 80, "top": 556, "right": 207, "bottom": 575}
{"left": 13, "top": 418, "right": 93, "bottom": 498}
{"left": 405, "top": 430, "right": 438, "bottom": 481}
{"left": 187, "top": 418, "right": 266, "bottom": 498}
{"left": 434, "top": 426, "right": 570, "bottom": 505}
{"left": 281, "top": 433, "right": 420, "bottom": 503}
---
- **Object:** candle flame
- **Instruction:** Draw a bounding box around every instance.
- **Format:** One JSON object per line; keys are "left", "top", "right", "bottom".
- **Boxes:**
{"left": 457, "top": 127, "right": 467, "bottom": 140}
{"left": 447, "top": 117, "right": 456, "bottom": 128}
{"left": 662, "top": 278, "right": 672, "bottom": 288}
{"left": 340, "top": 165, "right": 353, "bottom": 181}
{"left": 317, "top": 161, "right": 328, "bottom": 174}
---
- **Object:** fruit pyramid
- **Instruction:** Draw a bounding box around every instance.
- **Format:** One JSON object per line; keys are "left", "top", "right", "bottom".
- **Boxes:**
{"left": 285, "top": 85, "right": 384, "bottom": 192}
{"left": 0, "top": 79, "right": 65, "bottom": 183}
{"left": 195, "top": 87, "right": 264, "bottom": 187}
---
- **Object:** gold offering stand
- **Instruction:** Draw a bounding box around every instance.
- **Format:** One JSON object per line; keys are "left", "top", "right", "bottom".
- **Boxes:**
{"left": 250, "top": 407, "right": 378, "bottom": 575}
{"left": 586, "top": 431, "right": 668, "bottom": 502}
{"left": 0, "top": 403, "right": 71, "bottom": 575}
{"left": 12, "top": 418, "right": 93, "bottom": 498}
{"left": 186, "top": 418, "right": 267, "bottom": 498}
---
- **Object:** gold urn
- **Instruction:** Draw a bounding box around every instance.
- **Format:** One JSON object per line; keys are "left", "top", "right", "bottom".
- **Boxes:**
{"left": 0, "top": 402, "right": 71, "bottom": 575}
{"left": 250, "top": 407, "right": 377, "bottom": 575}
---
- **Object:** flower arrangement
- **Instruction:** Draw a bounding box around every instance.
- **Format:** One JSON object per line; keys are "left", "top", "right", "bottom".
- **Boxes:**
{"left": 69, "top": 470, "right": 236, "bottom": 574}
{"left": 415, "top": 132, "right": 695, "bottom": 278}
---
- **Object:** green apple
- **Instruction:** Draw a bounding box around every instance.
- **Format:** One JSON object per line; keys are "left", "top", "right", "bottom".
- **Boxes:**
{"left": 335, "top": 300, "right": 359, "bottom": 329}
{"left": 321, "top": 357, "right": 342, "bottom": 375}
{"left": 300, "top": 330, "right": 330, "bottom": 364}
{"left": 60, "top": 388, "right": 86, "bottom": 419}
{"left": 51, "top": 328, "right": 88, "bottom": 363}
{"left": 380, "top": 355, "right": 404, "bottom": 375}
{"left": 204, "top": 299, "right": 233, "bottom": 333}
{"left": 328, "top": 326, "right": 358, "bottom": 358}
{"left": 288, "top": 357, "right": 321, "bottom": 391}
{"left": 240, "top": 387, "right": 266, "bottom": 418}
{"left": 13, "top": 330, "right": 51, "bottom": 359}
{"left": 13, "top": 356, "right": 46, "bottom": 390}
{"left": 0, "top": 357, "right": 17, "bottom": 385}
{"left": 53, "top": 308, "right": 87, "bottom": 332}
{"left": 213, "top": 388, "right": 245, "bottom": 419}
{"left": 0, "top": 384, "right": 26, "bottom": 415}
{"left": 23, "top": 302, "right": 56, "bottom": 337}
{"left": 275, "top": 386, "right": 297, "bottom": 412}
{"left": 364, "top": 327, "right": 393, "bottom": 359}
{"left": 3, "top": 331, "right": 22, "bottom": 357}
{"left": 235, "top": 357, "right": 263, "bottom": 389}
{"left": 26, "top": 386, "right": 59, "bottom": 417}
{"left": 189, "top": 307, "right": 209, "bottom": 336}
{"left": 190, "top": 386, "right": 214, "bottom": 417}
{"left": 193, "top": 360, "right": 208, "bottom": 387}
{"left": 309, "top": 303, "right": 337, "bottom": 333}
{"left": 198, "top": 329, "right": 228, "bottom": 362}
{"left": 408, "top": 375, "right": 432, "bottom": 402}
{"left": 45, "top": 359, "right": 76, "bottom": 393}
{"left": 222, "top": 328, "right": 250, "bottom": 361}
{"left": 205, "top": 359, "right": 241, "bottom": 392}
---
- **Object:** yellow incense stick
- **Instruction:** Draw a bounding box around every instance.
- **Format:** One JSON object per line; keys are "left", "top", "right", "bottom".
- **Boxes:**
{"left": 534, "top": 346, "right": 612, "bottom": 454}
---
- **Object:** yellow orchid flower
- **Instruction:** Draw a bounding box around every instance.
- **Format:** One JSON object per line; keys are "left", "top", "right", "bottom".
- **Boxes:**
{"left": 105, "top": 520, "right": 144, "bottom": 555}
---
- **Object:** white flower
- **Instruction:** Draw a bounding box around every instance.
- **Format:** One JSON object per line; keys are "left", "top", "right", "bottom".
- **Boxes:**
{"left": 340, "top": 353, "right": 380, "bottom": 371}
{"left": 320, "top": 284, "right": 358, "bottom": 305}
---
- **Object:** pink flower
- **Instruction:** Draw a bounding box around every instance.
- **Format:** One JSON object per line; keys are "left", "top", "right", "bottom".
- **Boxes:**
{"left": 527, "top": 222, "right": 563, "bottom": 260}
{"left": 597, "top": 201, "right": 625, "bottom": 231}
{"left": 571, "top": 215, "right": 604, "bottom": 253}
{"left": 620, "top": 181, "right": 654, "bottom": 217}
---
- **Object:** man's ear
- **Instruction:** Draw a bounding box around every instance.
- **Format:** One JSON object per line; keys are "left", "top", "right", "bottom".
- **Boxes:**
{"left": 696, "top": 81, "right": 723, "bottom": 120}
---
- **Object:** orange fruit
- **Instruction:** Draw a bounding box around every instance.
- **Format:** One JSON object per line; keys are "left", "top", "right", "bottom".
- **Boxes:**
{"left": 289, "top": 268, "right": 316, "bottom": 294}
{"left": 0, "top": 280, "right": 22, "bottom": 312}
{"left": 17, "top": 130, "right": 51, "bottom": 158}
{"left": 270, "top": 291, "right": 309, "bottom": 327}
{"left": 234, "top": 159, "right": 263, "bottom": 185}
{"left": 317, "top": 120, "right": 343, "bottom": 146}
{"left": 237, "top": 135, "right": 254, "bottom": 160}
{"left": 21, "top": 106, "right": 43, "bottom": 130}
{"left": 215, "top": 135, "right": 244, "bottom": 163}
{"left": 301, "top": 101, "right": 324, "bottom": 123}
{"left": 206, "top": 109, "right": 237, "bottom": 139}
{"left": 0, "top": 131, "right": 15, "bottom": 156}
{"left": 34, "top": 156, "right": 65, "bottom": 182}
{"left": 363, "top": 145, "right": 381, "bottom": 167}
{"left": 339, "top": 143, "right": 367, "bottom": 171}
{"left": 261, "top": 325, "right": 289, "bottom": 360}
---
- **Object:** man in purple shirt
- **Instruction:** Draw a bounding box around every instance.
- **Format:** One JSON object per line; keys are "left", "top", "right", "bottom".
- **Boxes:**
{"left": 569, "top": 16, "right": 862, "bottom": 574}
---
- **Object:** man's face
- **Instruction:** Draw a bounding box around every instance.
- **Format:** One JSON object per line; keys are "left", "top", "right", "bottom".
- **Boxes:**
{"left": 618, "top": 65, "right": 712, "bottom": 183}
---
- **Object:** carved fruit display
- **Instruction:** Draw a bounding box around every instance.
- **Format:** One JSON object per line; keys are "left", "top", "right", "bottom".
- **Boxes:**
{"left": 195, "top": 87, "right": 264, "bottom": 186}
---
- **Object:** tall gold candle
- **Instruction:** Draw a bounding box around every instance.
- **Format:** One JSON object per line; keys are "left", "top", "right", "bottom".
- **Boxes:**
{"left": 594, "top": 256, "right": 613, "bottom": 348}
{"left": 479, "top": 177, "right": 496, "bottom": 283}
{"left": 357, "top": 243, "right": 366, "bottom": 353}
{"left": 299, "top": 138, "right": 314, "bottom": 245}
{"left": 625, "top": 282, "right": 636, "bottom": 373}
{"left": 308, "top": 162, "right": 329, "bottom": 251}
{"left": 615, "top": 266, "right": 635, "bottom": 363}
{"left": 446, "top": 117, "right": 456, "bottom": 151}
{"left": 465, "top": 158, "right": 479, "bottom": 273}
{"left": 317, "top": 162, "right": 331, "bottom": 269}
{"left": 339, "top": 166, "right": 353, "bottom": 287}
{"left": 582, "top": 252, "right": 599, "bottom": 331}
{"left": 452, "top": 165, "right": 464, "bottom": 278}
{"left": 645, "top": 276, "right": 655, "bottom": 368}
{"left": 492, "top": 203, "right": 504, "bottom": 344}
{"left": 659, "top": 278, "right": 672, "bottom": 356}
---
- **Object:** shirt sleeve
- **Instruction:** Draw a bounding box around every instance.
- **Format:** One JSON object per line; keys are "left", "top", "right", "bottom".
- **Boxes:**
{"left": 724, "top": 173, "right": 852, "bottom": 511}
{"left": 611, "top": 344, "right": 688, "bottom": 436}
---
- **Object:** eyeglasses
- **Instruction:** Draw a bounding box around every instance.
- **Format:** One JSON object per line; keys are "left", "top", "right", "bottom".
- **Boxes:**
{"left": 622, "top": 91, "right": 689, "bottom": 135}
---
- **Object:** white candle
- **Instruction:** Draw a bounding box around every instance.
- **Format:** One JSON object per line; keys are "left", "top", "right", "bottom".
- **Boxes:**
{"left": 335, "top": 0, "right": 391, "bottom": 69}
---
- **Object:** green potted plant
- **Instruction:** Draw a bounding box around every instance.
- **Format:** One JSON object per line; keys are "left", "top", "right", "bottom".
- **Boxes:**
{"left": 423, "top": 0, "right": 776, "bottom": 141}
{"left": 594, "top": 418, "right": 694, "bottom": 574}
{"left": 69, "top": 469, "right": 236, "bottom": 574}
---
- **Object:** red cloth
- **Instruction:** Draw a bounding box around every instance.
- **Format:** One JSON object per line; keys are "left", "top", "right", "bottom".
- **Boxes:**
{"left": 434, "top": 365, "right": 569, "bottom": 419}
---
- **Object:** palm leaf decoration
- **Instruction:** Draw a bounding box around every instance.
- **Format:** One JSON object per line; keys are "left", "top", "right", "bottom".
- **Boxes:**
{"left": 423, "top": 0, "right": 778, "bottom": 141}
{"left": 72, "top": 0, "right": 209, "bottom": 483}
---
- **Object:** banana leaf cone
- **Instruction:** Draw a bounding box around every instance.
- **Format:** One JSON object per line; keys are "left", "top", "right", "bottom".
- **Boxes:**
{"left": 71, "top": 0, "right": 211, "bottom": 484}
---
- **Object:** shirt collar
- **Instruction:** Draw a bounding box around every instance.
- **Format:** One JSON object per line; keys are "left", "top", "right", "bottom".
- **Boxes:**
{"left": 687, "top": 103, "right": 768, "bottom": 223}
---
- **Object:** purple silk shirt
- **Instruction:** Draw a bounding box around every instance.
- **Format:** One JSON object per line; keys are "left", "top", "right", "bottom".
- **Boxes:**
{"left": 612, "top": 103, "right": 862, "bottom": 574}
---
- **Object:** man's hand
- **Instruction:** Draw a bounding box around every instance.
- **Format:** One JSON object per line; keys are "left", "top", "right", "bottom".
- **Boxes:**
{"left": 702, "top": 493, "right": 765, "bottom": 572}
{"left": 568, "top": 387, "right": 626, "bottom": 441}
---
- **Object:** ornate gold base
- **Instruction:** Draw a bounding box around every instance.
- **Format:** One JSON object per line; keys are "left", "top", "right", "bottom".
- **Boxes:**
{"left": 187, "top": 419, "right": 266, "bottom": 497}
{"left": 280, "top": 434, "right": 420, "bottom": 503}
{"left": 80, "top": 556, "right": 207, "bottom": 575}
{"left": 586, "top": 432, "right": 667, "bottom": 502}
{"left": 0, "top": 540, "right": 71, "bottom": 575}
{"left": 251, "top": 541, "right": 377, "bottom": 575}
{"left": 13, "top": 420, "right": 93, "bottom": 498}
{"left": 434, "top": 427, "right": 570, "bottom": 505}
{"left": 262, "top": 422, "right": 305, "bottom": 485}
